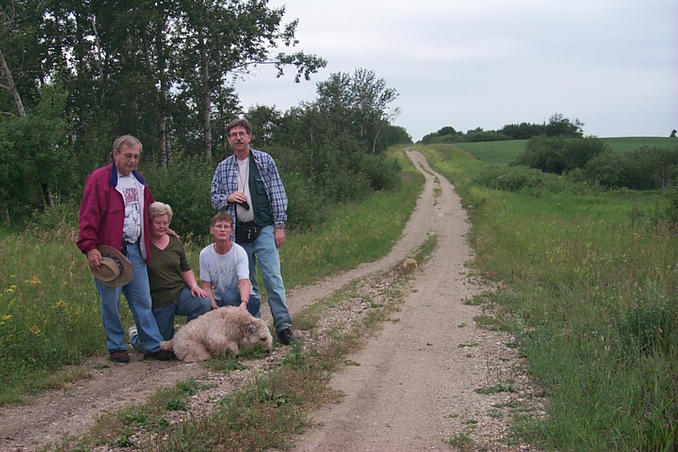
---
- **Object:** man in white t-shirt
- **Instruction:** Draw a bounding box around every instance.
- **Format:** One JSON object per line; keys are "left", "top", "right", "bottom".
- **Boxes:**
{"left": 199, "top": 211, "right": 261, "bottom": 316}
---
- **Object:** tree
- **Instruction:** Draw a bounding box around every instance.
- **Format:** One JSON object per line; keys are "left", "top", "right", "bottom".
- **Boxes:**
{"left": 670, "top": 129, "right": 676, "bottom": 138}
{"left": 174, "top": 0, "right": 325, "bottom": 159}
{"left": 313, "top": 68, "right": 399, "bottom": 154}
{"left": 545, "top": 113, "right": 584, "bottom": 137}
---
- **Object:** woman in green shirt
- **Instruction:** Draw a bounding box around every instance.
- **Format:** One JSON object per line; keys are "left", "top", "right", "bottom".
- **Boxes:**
{"left": 130, "top": 202, "right": 211, "bottom": 347}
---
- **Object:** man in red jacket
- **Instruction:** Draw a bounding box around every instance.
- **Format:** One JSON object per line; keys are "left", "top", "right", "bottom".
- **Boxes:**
{"left": 77, "top": 135, "right": 174, "bottom": 363}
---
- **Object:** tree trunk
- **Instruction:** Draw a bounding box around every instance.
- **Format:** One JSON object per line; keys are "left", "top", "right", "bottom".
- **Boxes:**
{"left": 200, "top": 43, "right": 212, "bottom": 160}
{"left": 0, "top": 48, "right": 26, "bottom": 117}
{"left": 41, "top": 182, "right": 55, "bottom": 208}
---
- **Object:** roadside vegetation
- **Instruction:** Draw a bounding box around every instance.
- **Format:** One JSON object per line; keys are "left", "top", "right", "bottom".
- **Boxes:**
{"left": 417, "top": 142, "right": 677, "bottom": 451}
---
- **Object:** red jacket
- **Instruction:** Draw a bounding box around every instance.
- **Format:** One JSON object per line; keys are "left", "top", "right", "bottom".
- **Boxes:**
{"left": 77, "top": 163, "right": 155, "bottom": 262}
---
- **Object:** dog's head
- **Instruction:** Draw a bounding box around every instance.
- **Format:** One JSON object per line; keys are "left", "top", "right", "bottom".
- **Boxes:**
{"left": 239, "top": 318, "right": 273, "bottom": 352}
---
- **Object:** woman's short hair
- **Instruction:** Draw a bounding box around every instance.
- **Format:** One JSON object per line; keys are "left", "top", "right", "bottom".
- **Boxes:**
{"left": 149, "top": 201, "right": 173, "bottom": 221}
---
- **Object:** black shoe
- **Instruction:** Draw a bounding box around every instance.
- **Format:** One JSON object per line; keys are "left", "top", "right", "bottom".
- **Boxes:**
{"left": 145, "top": 349, "right": 176, "bottom": 361}
{"left": 109, "top": 350, "right": 130, "bottom": 363}
{"left": 277, "top": 328, "right": 294, "bottom": 345}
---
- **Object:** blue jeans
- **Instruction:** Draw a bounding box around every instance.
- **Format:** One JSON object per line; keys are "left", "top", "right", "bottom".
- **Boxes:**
{"left": 238, "top": 225, "right": 291, "bottom": 332}
{"left": 94, "top": 242, "right": 164, "bottom": 354}
{"left": 131, "top": 286, "right": 211, "bottom": 350}
{"left": 217, "top": 289, "right": 261, "bottom": 317}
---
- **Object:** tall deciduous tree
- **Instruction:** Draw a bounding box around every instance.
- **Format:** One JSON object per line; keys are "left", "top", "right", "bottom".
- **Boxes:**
{"left": 174, "top": 0, "right": 325, "bottom": 159}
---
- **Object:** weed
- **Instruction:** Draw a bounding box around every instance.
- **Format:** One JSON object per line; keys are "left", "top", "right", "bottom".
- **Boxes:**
{"left": 475, "top": 384, "right": 517, "bottom": 395}
{"left": 446, "top": 432, "right": 474, "bottom": 448}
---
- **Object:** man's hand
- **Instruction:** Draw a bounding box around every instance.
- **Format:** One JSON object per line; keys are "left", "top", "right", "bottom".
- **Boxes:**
{"left": 86, "top": 248, "right": 102, "bottom": 270}
{"left": 228, "top": 191, "right": 248, "bottom": 205}
{"left": 274, "top": 227, "right": 285, "bottom": 248}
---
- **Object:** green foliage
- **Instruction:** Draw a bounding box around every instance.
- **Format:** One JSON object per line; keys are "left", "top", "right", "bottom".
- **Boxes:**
{"left": 585, "top": 146, "right": 678, "bottom": 190}
{"left": 511, "top": 135, "right": 609, "bottom": 174}
{"left": 474, "top": 165, "right": 554, "bottom": 192}
{"left": 616, "top": 281, "right": 677, "bottom": 356}
{"left": 0, "top": 83, "right": 73, "bottom": 222}
{"left": 141, "top": 153, "right": 216, "bottom": 239}
{"left": 420, "top": 113, "right": 583, "bottom": 144}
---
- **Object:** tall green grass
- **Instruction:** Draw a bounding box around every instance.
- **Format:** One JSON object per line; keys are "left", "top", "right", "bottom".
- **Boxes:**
{"left": 0, "top": 146, "right": 423, "bottom": 405}
{"left": 419, "top": 144, "right": 677, "bottom": 451}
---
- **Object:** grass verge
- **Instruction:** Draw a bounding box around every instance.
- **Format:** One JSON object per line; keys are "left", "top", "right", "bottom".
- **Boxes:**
{"left": 418, "top": 143, "right": 677, "bottom": 451}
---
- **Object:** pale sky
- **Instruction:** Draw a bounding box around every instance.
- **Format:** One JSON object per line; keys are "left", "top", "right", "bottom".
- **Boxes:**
{"left": 234, "top": 0, "right": 678, "bottom": 142}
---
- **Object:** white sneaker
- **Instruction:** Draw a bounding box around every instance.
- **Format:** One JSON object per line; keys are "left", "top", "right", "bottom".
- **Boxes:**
{"left": 128, "top": 326, "right": 137, "bottom": 340}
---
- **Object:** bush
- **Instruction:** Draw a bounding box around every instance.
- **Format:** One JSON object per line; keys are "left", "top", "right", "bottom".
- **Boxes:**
{"left": 141, "top": 153, "right": 216, "bottom": 239}
{"left": 512, "top": 136, "right": 609, "bottom": 174}
{"left": 585, "top": 147, "right": 678, "bottom": 190}
{"left": 474, "top": 165, "right": 548, "bottom": 192}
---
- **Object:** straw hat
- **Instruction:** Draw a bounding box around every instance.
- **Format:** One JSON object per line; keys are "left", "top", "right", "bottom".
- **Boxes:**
{"left": 92, "top": 245, "right": 134, "bottom": 287}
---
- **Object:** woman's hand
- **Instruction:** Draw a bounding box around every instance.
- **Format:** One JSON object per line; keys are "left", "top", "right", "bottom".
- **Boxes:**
{"left": 190, "top": 284, "right": 208, "bottom": 299}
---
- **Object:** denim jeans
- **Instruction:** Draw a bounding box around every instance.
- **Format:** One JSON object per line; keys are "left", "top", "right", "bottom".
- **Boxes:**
{"left": 217, "top": 289, "right": 261, "bottom": 317}
{"left": 131, "top": 286, "right": 211, "bottom": 350}
{"left": 93, "top": 242, "right": 164, "bottom": 353}
{"left": 238, "top": 225, "right": 291, "bottom": 332}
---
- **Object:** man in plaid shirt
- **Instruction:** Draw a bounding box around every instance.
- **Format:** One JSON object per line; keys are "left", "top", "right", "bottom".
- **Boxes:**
{"left": 210, "top": 118, "right": 293, "bottom": 345}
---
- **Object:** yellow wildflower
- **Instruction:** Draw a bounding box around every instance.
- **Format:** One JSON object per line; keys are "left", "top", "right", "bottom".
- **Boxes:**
{"left": 2, "top": 314, "right": 11, "bottom": 321}
{"left": 30, "top": 325, "right": 41, "bottom": 335}
{"left": 29, "top": 276, "right": 42, "bottom": 286}
{"left": 54, "top": 300, "right": 68, "bottom": 309}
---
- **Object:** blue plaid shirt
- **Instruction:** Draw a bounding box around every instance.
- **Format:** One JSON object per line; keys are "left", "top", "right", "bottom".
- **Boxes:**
{"left": 211, "top": 148, "right": 288, "bottom": 228}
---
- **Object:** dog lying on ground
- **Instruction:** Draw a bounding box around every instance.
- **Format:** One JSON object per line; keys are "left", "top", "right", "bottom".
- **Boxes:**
{"left": 159, "top": 307, "right": 273, "bottom": 362}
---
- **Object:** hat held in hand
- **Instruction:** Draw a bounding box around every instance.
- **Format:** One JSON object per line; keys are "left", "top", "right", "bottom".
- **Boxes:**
{"left": 92, "top": 245, "right": 134, "bottom": 287}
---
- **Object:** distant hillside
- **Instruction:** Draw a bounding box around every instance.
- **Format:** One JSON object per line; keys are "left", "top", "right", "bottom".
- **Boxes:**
{"left": 454, "top": 137, "right": 677, "bottom": 165}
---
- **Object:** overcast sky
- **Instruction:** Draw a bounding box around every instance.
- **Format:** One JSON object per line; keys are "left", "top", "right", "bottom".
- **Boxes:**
{"left": 234, "top": 0, "right": 678, "bottom": 142}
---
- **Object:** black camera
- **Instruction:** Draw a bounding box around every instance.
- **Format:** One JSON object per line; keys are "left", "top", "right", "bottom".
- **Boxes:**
{"left": 240, "top": 200, "right": 250, "bottom": 210}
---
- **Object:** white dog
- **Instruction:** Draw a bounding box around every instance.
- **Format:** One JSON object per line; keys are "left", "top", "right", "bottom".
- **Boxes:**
{"left": 159, "top": 307, "right": 273, "bottom": 362}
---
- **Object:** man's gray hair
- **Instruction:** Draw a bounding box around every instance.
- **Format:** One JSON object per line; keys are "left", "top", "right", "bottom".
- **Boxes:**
{"left": 112, "top": 135, "right": 143, "bottom": 153}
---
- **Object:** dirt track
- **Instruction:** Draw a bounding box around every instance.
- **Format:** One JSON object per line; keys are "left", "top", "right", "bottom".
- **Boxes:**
{"left": 0, "top": 150, "right": 539, "bottom": 451}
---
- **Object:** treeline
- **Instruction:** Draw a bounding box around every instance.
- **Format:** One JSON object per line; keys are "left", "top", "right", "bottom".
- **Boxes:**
{"left": 0, "top": 1, "right": 410, "bottom": 231}
{"left": 510, "top": 136, "right": 678, "bottom": 191}
{"left": 420, "top": 113, "right": 584, "bottom": 144}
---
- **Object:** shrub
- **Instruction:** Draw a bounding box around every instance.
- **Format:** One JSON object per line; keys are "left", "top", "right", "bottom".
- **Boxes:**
{"left": 141, "top": 153, "right": 216, "bottom": 239}
{"left": 512, "top": 136, "right": 609, "bottom": 174}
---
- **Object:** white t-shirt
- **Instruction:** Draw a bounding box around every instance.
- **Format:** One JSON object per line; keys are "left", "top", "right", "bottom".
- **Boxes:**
{"left": 236, "top": 157, "right": 254, "bottom": 222}
{"left": 116, "top": 173, "right": 141, "bottom": 242}
{"left": 199, "top": 243, "right": 250, "bottom": 300}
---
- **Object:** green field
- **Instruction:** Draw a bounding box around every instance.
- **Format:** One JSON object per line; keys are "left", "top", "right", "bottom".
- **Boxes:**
{"left": 455, "top": 136, "right": 677, "bottom": 165}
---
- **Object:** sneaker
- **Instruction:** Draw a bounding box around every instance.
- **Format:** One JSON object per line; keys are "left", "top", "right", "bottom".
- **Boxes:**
{"left": 145, "top": 349, "right": 176, "bottom": 361}
{"left": 277, "top": 328, "right": 294, "bottom": 345}
{"left": 109, "top": 350, "right": 130, "bottom": 363}
{"left": 128, "top": 326, "right": 137, "bottom": 340}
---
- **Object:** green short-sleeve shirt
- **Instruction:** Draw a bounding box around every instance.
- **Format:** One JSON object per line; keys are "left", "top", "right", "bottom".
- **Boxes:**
{"left": 148, "top": 236, "right": 191, "bottom": 308}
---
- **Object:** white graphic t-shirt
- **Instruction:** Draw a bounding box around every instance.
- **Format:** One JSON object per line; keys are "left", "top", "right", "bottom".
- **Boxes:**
{"left": 199, "top": 243, "right": 250, "bottom": 300}
{"left": 117, "top": 174, "right": 141, "bottom": 243}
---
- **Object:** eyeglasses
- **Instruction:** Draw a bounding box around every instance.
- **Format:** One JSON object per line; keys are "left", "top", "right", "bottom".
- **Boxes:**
{"left": 228, "top": 131, "right": 248, "bottom": 138}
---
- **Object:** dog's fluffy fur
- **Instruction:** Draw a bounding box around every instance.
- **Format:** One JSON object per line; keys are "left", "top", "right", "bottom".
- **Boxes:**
{"left": 159, "top": 307, "right": 273, "bottom": 362}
